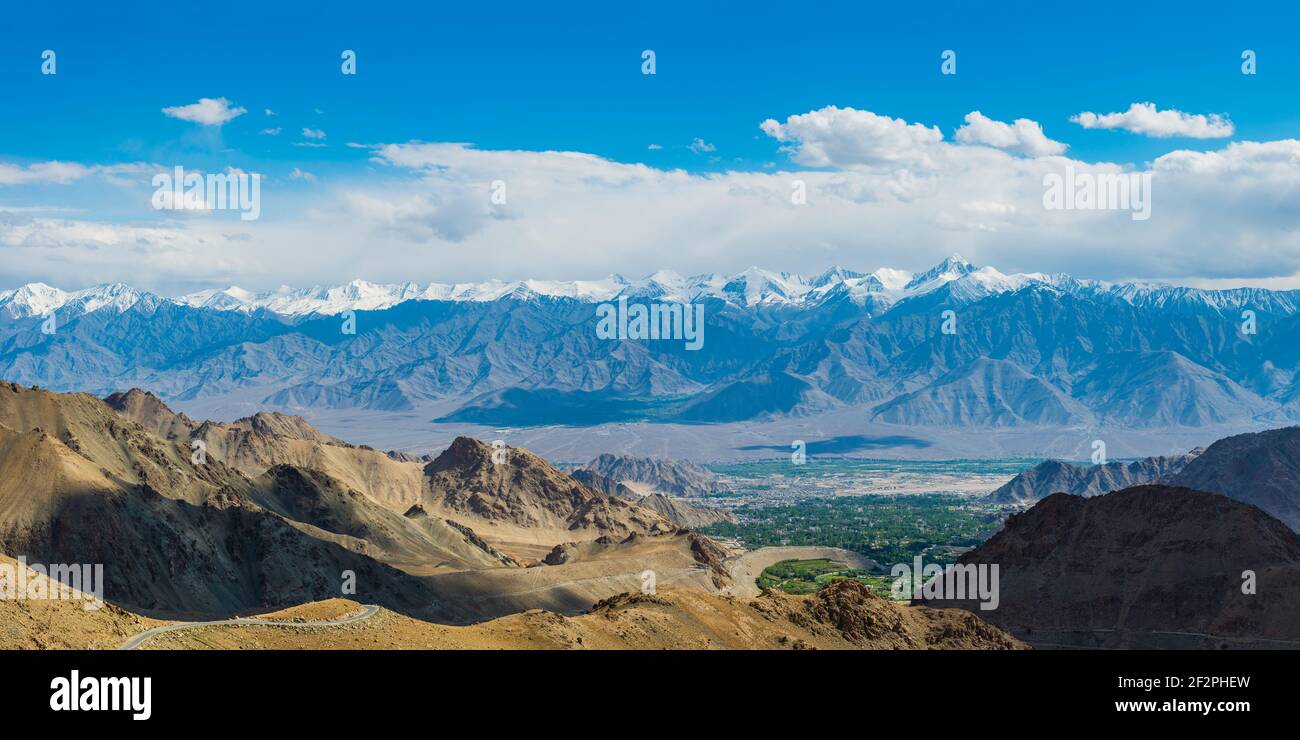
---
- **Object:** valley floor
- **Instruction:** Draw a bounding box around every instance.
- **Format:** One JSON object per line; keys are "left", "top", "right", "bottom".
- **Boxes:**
{"left": 172, "top": 396, "right": 1271, "bottom": 464}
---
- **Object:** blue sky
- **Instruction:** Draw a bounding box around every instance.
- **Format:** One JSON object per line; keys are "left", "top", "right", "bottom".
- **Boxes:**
{"left": 1, "top": 1, "right": 1299, "bottom": 292}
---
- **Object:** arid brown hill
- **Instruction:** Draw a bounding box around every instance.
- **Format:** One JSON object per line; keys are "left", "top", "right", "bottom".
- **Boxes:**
{"left": 924, "top": 485, "right": 1300, "bottom": 648}
{"left": 0, "top": 383, "right": 503, "bottom": 615}
{"left": 421, "top": 437, "right": 676, "bottom": 560}
{"left": 10, "top": 579, "right": 1023, "bottom": 651}
{"left": 107, "top": 388, "right": 425, "bottom": 510}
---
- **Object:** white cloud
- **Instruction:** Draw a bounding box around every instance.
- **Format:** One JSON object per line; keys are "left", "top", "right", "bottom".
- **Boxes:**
{"left": 264, "top": 108, "right": 276, "bottom": 116}
{"left": 161, "top": 97, "right": 246, "bottom": 126}
{"left": 302, "top": 128, "right": 326, "bottom": 140}
{"left": 760, "top": 105, "right": 943, "bottom": 168}
{"left": 289, "top": 167, "right": 316, "bottom": 182}
{"left": 260, "top": 127, "right": 282, "bottom": 136}
{"left": 1071, "top": 102, "right": 1234, "bottom": 138}
{"left": 292, "top": 142, "right": 327, "bottom": 148}
{"left": 5, "top": 107, "right": 1300, "bottom": 293}
{"left": 0, "top": 161, "right": 155, "bottom": 187}
{"left": 688, "top": 138, "right": 716, "bottom": 154}
{"left": 954, "top": 111, "right": 1067, "bottom": 157}
{"left": 647, "top": 144, "right": 663, "bottom": 150}
{"left": 0, "top": 162, "right": 95, "bottom": 186}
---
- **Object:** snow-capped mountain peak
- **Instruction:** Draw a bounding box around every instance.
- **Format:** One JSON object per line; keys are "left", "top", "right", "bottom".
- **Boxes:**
{"left": 903, "top": 253, "right": 976, "bottom": 292}
{"left": 8, "top": 255, "right": 1299, "bottom": 321}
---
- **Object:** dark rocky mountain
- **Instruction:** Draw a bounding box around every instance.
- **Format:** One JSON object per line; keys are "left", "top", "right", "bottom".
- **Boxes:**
{"left": 986, "top": 450, "right": 1201, "bottom": 505}
{"left": 1167, "top": 426, "right": 1300, "bottom": 531}
{"left": 925, "top": 485, "right": 1300, "bottom": 648}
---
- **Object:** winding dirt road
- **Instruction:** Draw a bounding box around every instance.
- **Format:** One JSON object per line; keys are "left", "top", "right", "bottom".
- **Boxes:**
{"left": 119, "top": 604, "right": 380, "bottom": 650}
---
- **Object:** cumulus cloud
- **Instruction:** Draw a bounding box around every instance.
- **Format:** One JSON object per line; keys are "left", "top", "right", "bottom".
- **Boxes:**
{"left": 4, "top": 107, "right": 1300, "bottom": 293}
{"left": 260, "top": 127, "right": 281, "bottom": 136}
{"left": 760, "top": 105, "right": 944, "bottom": 168}
{"left": 161, "top": 97, "right": 246, "bottom": 126}
{"left": 1071, "top": 102, "right": 1234, "bottom": 138}
{"left": 302, "top": 128, "right": 326, "bottom": 140}
{"left": 954, "top": 111, "right": 1067, "bottom": 156}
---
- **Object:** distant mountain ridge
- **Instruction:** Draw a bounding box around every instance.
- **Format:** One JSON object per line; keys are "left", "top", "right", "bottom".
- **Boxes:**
{"left": 569, "top": 468, "right": 736, "bottom": 528}
{"left": 987, "top": 450, "right": 1201, "bottom": 504}
{"left": 987, "top": 425, "right": 1300, "bottom": 532}
{"left": 8, "top": 255, "right": 1300, "bottom": 431}
{"left": 578, "top": 453, "right": 729, "bottom": 497}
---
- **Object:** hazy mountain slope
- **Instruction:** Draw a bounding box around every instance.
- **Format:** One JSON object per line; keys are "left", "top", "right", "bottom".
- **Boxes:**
{"left": 567, "top": 469, "right": 734, "bottom": 528}
{"left": 633, "top": 492, "right": 737, "bottom": 528}
{"left": 568, "top": 469, "right": 637, "bottom": 498}
{"left": 986, "top": 451, "right": 1200, "bottom": 504}
{"left": 1072, "top": 351, "right": 1271, "bottom": 427}
{"left": 871, "top": 358, "right": 1087, "bottom": 427}
{"left": 580, "top": 453, "right": 728, "bottom": 496}
{"left": 926, "top": 486, "right": 1300, "bottom": 647}
{"left": 1167, "top": 426, "right": 1300, "bottom": 531}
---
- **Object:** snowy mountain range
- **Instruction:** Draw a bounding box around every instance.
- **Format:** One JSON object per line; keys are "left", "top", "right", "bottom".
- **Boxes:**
{"left": 7, "top": 255, "right": 1297, "bottom": 319}
{"left": 4, "top": 255, "right": 1300, "bottom": 432}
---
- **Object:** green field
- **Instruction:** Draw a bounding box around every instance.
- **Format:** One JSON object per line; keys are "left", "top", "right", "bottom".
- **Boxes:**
{"left": 756, "top": 558, "right": 901, "bottom": 599}
{"left": 700, "top": 493, "right": 1007, "bottom": 566}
